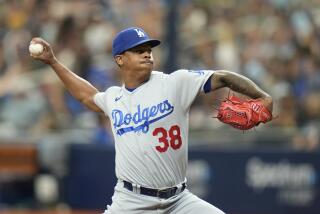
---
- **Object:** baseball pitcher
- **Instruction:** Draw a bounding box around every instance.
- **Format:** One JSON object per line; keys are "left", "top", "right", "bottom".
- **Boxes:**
{"left": 30, "top": 27, "right": 273, "bottom": 214}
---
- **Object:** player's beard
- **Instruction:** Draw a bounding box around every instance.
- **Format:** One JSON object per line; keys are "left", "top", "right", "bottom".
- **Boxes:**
{"left": 137, "top": 60, "right": 153, "bottom": 77}
{"left": 136, "top": 66, "right": 152, "bottom": 83}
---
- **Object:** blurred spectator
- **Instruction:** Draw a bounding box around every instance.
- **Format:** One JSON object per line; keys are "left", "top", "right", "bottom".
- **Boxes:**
{"left": 292, "top": 122, "right": 320, "bottom": 151}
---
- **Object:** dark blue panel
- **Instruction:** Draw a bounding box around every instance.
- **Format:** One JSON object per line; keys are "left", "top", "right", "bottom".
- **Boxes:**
{"left": 189, "top": 149, "right": 320, "bottom": 214}
{"left": 64, "top": 144, "right": 320, "bottom": 214}
{"left": 64, "top": 144, "right": 116, "bottom": 210}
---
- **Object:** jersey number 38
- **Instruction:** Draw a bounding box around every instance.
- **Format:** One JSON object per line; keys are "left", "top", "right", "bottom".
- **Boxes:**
{"left": 152, "top": 125, "right": 182, "bottom": 153}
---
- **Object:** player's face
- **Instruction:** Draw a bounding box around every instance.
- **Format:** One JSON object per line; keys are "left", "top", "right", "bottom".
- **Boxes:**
{"left": 121, "top": 44, "right": 154, "bottom": 72}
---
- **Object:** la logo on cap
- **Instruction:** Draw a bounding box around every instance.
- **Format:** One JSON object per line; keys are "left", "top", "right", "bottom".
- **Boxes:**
{"left": 134, "top": 28, "right": 145, "bottom": 37}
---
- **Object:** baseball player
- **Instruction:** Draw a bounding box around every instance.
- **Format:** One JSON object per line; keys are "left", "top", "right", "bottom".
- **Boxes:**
{"left": 30, "top": 27, "right": 273, "bottom": 213}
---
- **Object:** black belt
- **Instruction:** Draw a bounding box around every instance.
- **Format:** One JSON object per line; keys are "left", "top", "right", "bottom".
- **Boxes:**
{"left": 123, "top": 180, "right": 186, "bottom": 199}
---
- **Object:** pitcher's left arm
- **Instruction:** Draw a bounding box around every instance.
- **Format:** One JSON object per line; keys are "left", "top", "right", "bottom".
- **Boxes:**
{"left": 210, "top": 70, "right": 273, "bottom": 112}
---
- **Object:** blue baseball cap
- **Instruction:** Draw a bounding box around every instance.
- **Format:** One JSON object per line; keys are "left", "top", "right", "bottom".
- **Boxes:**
{"left": 112, "top": 27, "right": 161, "bottom": 57}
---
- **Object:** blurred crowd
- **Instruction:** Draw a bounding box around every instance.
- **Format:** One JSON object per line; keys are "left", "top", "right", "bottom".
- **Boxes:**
{"left": 180, "top": 0, "right": 320, "bottom": 151}
{"left": 0, "top": 0, "right": 319, "bottom": 150}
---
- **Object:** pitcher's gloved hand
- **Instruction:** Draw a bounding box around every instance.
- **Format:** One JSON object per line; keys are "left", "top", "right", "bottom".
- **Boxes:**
{"left": 216, "top": 96, "right": 272, "bottom": 130}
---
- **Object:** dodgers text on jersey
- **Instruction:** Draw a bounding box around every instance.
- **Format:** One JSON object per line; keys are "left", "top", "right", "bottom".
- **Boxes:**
{"left": 112, "top": 99, "right": 174, "bottom": 136}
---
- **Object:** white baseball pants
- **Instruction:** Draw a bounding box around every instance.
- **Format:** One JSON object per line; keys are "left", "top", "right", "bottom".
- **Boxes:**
{"left": 103, "top": 181, "right": 225, "bottom": 214}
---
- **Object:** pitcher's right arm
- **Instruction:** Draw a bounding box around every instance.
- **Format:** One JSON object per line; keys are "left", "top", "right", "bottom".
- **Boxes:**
{"left": 30, "top": 37, "right": 102, "bottom": 113}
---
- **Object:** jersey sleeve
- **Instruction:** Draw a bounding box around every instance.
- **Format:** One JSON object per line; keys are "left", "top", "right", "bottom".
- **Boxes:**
{"left": 93, "top": 89, "right": 110, "bottom": 115}
{"left": 170, "top": 69, "right": 215, "bottom": 111}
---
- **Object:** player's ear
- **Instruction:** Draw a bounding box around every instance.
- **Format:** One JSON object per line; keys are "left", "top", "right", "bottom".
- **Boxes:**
{"left": 114, "top": 55, "right": 123, "bottom": 67}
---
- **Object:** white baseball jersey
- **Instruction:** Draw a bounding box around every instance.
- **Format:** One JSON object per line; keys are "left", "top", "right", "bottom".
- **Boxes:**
{"left": 94, "top": 69, "right": 214, "bottom": 189}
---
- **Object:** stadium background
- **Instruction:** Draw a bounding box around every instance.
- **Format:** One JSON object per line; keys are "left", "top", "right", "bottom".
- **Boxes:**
{"left": 0, "top": 0, "right": 319, "bottom": 213}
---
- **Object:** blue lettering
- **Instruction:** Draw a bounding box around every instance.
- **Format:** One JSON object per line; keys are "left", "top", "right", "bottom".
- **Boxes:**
{"left": 124, "top": 113, "right": 132, "bottom": 125}
{"left": 142, "top": 107, "right": 149, "bottom": 121}
{"left": 188, "top": 70, "right": 205, "bottom": 75}
{"left": 158, "top": 102, "right": 165, "bottom": 113}
{"left": 149, "top": 106, "right": 158, "bottom": 117}
{"left": 163, "top": 100, "right": 173, "bottom": 111}
{"left": 112, "top": 110, "right": 123, "bottom": 128}
{"left": 112, "top": 99, "right": 174, "bottom": 136}
{"left": 133, "top": 105, "right": 142, "bottom": 123}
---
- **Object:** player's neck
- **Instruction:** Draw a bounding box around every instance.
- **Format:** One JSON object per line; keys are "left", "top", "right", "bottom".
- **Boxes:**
{"left": 122, "top": 69, "right": 151, "bottom": 89}
{"left": 124, "top": 77, "right": 150, "bottom": 89}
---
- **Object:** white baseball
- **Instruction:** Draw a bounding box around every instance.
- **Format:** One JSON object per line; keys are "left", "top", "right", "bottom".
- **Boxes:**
{"left": 29, "top": 43, "right": 44, "bottom": 55}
